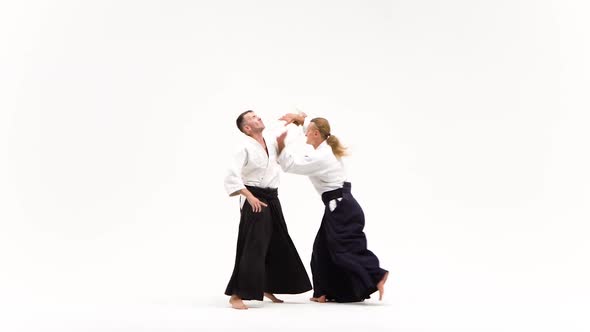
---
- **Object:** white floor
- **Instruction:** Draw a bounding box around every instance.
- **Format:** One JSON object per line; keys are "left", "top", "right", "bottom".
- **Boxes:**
{"left": 2, "top": 279, "right": 588, "bottom": 332}
{"left": 3, "top": 296, "right": 392, "bottom": 332}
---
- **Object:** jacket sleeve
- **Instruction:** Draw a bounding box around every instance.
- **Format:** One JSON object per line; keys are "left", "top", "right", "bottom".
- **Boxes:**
{"left": 224, "top": 146, "right": 247, "bottom": 196}
{"left": 277, "top": 143, "right": 329, "bottom": 177}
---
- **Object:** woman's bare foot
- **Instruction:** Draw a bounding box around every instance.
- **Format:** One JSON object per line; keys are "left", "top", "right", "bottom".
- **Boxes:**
{"left": 264, "top": 292, "right": 284, "bottom": 303}
{"left": 229, "top": 295, "right": 248, "bottom": 310}
{"left": 377, "top": 271, "right": 389, "bottom": 300}
{"left": 310, "top": 295, "right": 327, "bottom": 303}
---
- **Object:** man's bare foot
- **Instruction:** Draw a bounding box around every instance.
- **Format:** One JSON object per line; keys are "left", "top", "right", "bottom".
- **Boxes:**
{"left": 377, "top": 271, "right": 389, "bottom": 301}
{"left": 229, "top": 295, "right": 248, "bottom": 310}
{"left": 310, "top": 295, "right": 327, "bottom": 303}
{"left": 264, "top": 292, "right": 284, "bottom": 303}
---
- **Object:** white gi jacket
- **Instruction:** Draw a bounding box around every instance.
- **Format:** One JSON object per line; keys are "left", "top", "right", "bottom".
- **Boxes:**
{"left": 224, "top": 133, "right": 281, "bottom": 197}
{"left": 277, "top": 120, "right": 347, "bottom": 195}
{"left": 224, "top": 121, "right": 300, "bottom": 196}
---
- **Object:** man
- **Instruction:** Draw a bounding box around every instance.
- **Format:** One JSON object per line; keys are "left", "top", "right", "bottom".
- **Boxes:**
{"left": 223, "top": 110, "right": 312, "bottom": 310}
{"left": 276, "top": 112, "right": 389, "bottom": 303}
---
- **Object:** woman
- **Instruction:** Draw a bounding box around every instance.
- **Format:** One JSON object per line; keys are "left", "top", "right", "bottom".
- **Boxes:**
{"left": 276, "top": 113, "right": 388, "bottom": 303}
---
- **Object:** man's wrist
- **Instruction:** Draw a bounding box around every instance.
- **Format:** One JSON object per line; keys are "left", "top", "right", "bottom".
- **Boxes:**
{"left": 240, "top": 189, "right": 253, "bottom": 199}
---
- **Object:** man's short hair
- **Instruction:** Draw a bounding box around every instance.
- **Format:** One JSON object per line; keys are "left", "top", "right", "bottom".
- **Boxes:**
{"left": 236, "top": 110, "right": 253, "bottom": 133}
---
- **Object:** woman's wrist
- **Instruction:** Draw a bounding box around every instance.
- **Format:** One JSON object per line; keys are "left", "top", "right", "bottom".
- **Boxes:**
{"left": 296, "top": 112, "right": 307, "bottom": 126}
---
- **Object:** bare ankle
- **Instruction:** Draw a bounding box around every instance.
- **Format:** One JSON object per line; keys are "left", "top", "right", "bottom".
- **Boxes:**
{"left": 229, "top": 295, "right": 248, "bottom": 309}
{"left": 264, "top": 292, "right": 284, "bottom": 303}
{"left": 310, "top": 295, "right": 327, "bottom": 303}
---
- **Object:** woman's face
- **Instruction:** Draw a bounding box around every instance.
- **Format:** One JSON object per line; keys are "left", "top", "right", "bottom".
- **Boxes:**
{"left": 305, "top": 123, "right": 320, "bottom": 146}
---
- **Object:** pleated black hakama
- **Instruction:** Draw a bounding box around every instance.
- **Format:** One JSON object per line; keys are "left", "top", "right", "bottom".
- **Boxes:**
{"left": 225, "top": 186, "right": 312, "bottom": 300}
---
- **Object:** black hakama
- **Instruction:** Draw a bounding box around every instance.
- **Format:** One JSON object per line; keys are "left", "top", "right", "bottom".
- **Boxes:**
{"left": 311, "top": 182, "right": 388, "bottom": 302}
{"left": 225, "top": 186, "right": 312, "bottom": 300}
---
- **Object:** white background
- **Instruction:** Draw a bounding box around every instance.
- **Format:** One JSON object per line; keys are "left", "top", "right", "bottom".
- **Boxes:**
{"left": 1, "top": 1, "right": 589, "bottom": 331}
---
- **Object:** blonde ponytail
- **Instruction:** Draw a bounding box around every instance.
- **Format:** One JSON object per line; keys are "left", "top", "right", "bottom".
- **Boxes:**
{"left": 326, "top": 135, "right": 347, "bottom": 158}
{"left": 311, "top": 117, "right": 348, "bottom": 158}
